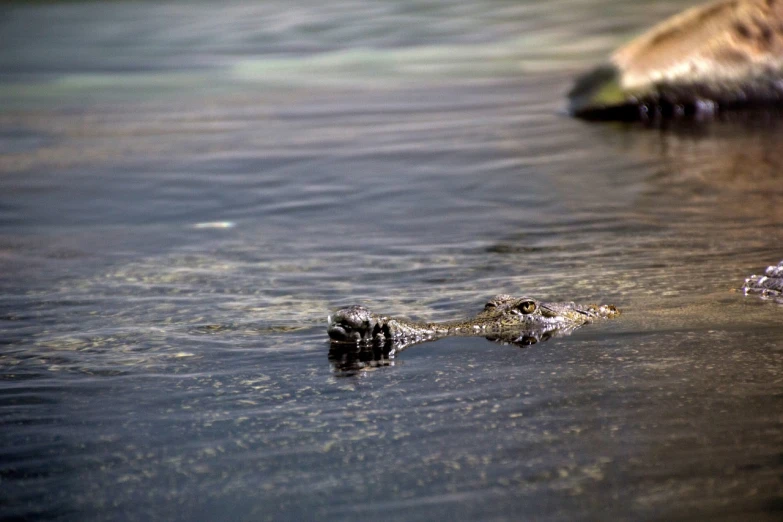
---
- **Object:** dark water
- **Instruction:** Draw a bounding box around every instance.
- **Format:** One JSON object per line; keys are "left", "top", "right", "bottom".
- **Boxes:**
{"left": 2, "top": 1, "right": 783, "bottom": 520}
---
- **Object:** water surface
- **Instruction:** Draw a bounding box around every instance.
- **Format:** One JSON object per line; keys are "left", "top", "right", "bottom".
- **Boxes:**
{"left": 1, "top": 1, "right": 782, "bottom": 520}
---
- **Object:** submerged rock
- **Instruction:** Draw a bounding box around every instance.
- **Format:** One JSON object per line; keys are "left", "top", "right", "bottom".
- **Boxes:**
{"left": 569, "top": 0, "right": 783, "bottom": 120}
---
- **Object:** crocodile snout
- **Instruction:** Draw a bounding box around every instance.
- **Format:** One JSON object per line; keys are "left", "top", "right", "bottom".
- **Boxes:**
{"left": 327, "top": 305, "right": 375, "bottom": 342}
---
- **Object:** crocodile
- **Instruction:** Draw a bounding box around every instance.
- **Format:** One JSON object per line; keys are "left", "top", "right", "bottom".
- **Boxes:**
{"left": 743, "top": 260, "right": 783, "bottom": 303}
{"left": 327, "top": 295, "right": 619, "bottom": 353}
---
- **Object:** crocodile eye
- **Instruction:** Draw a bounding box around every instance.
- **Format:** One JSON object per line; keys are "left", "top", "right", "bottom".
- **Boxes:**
{"left": 518, "top": 301, "right": 536, "bottom": 314}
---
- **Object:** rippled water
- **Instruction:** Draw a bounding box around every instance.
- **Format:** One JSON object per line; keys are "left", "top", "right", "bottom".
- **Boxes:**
{"left": 2, "top": 1, "right": 782, "bottom": 520}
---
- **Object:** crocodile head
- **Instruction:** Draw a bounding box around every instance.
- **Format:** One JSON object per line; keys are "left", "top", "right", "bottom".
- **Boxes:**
{"left": 327, "top": 305, "right": 378, "bottom": 343}
{"left": 477, "top": 295, "right": 619, "bottom": 327}
{"left": 327, "top": 295, "right": 619, "bottom": 344}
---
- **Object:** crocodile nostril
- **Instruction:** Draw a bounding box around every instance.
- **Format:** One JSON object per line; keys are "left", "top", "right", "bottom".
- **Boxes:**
{"left": 371, "top": 323, "right": 382, "bottom": 339}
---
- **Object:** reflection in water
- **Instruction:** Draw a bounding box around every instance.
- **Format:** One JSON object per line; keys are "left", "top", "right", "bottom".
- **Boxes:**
{"left": 328, "top": 342, "right": 396, "bottom": 375}
{"left": 328, "top": 324, "right": 584, "bottom": 374}
{"left": 616, "top": 110, "right": 783, "bottom": 217}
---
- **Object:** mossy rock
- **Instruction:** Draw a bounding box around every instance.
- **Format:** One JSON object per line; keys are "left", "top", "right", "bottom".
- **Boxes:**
{"left": 569, "top": 0, "right": 783, "bottom": 120}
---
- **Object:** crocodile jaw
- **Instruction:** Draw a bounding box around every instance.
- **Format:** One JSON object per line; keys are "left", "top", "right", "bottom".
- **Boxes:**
{"left": 538, "top": 302, "right": 616, "bottom": 325}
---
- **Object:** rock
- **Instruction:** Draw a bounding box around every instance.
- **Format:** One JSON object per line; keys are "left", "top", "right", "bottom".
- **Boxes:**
{"left": 569, "top": 0, "right": 783, "bottom": 120}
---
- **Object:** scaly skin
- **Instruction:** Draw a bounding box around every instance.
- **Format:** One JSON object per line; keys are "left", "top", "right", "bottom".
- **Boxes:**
{"left": 327, "top": 295, "right": 619, "bottom": 349}
{"left": 743, "top": 260, "right": 783, "bottom": 302}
